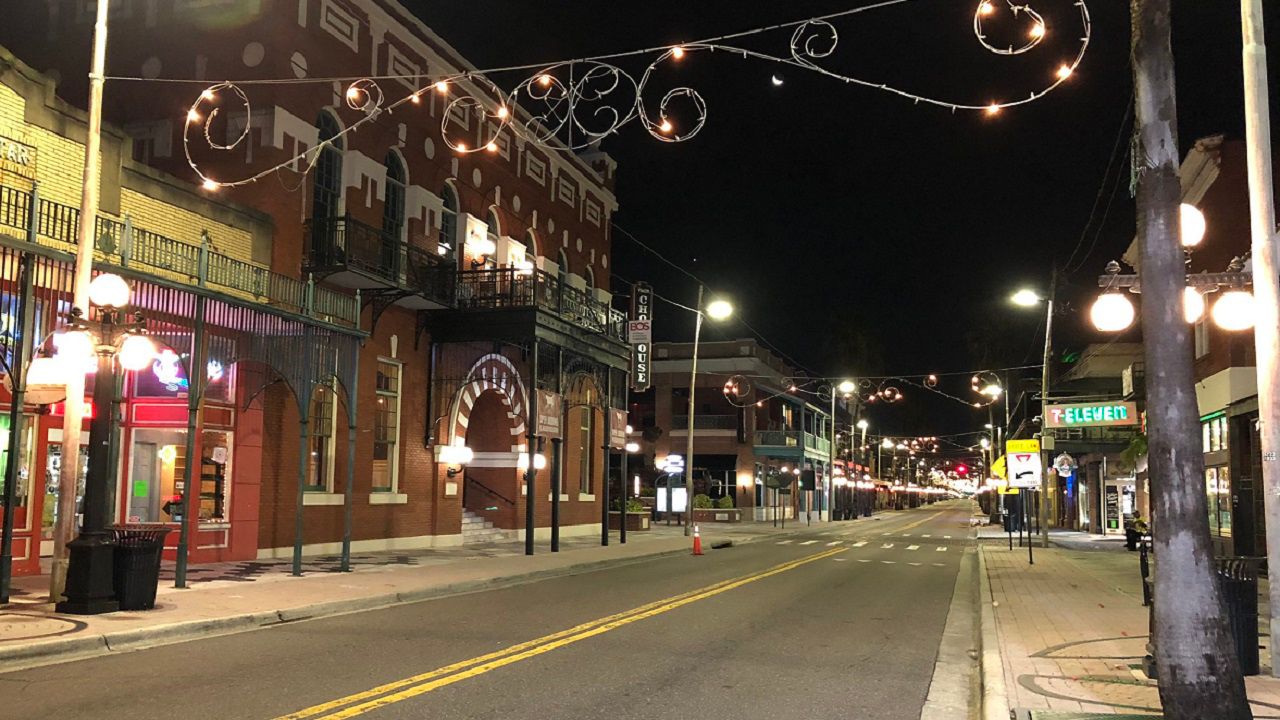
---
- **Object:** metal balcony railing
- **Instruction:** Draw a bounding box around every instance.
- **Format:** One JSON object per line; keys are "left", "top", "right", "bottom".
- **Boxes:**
{"left": 0, "top": 182, "right": 360, "bottom": 327}
{"left": 671, "top": 415, "right": 738, "bottom": 431}
{"left": 455, "top": 267, "right": 627, "bottom": 342}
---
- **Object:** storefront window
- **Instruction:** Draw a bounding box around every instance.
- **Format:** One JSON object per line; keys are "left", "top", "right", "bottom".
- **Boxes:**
{"left": 1205, "top": 467, "right": 1232, "bottom": 537}
{"left": 200, "top": 430, "right": 231, "bottom": 521}
{"left": 1202, "top": 415, "right": 1228, "bottom": 453}
{"left": 43, "top": 436, "right": 89, "bottom": 539}
{"left": 0, "top": 415, "right": 36, "bottom": 514}
{"left": 204, "top": 357, "right": 235, "bottom": 405}
{"left": 126, "top": 428, "right": 187, "bottom": 523}
{"left": 372, "top": 360, "right": 400, "bottom": 492}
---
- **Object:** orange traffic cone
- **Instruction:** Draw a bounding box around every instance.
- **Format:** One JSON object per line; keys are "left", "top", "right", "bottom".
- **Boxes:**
{"left": 692, "top": 524, "right": 704, "bottom": 556}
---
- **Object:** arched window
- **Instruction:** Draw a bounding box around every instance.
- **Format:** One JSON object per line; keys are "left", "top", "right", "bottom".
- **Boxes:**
{"left": 382, "top": 152, "right": 406, "bottom": 242}
{"left": 311, "top": 112, "right": 344, "bottom": 262}
{"left": 583, "top": 266, "right": 595, "bottom": 290}
{"left": 557, "top": 250, "right": 569, "bottom": 285}
{"left": 381, "top": 152, "right": 406, "bottom": 276}
{"left": 524, "top": 230, "right": 539, "bottom": 269}
{"left": 439, "top": 184, "right": 459, "bottom": 264}
{"left": 482, "top": 208, "right": 500, "bottom": 270}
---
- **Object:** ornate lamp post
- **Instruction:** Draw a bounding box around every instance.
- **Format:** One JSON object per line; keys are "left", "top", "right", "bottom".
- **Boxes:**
{"left": 56, "top": 273, "right": 156, "bottom": 615}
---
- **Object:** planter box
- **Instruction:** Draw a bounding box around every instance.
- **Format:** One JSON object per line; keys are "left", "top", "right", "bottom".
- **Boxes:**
{"left": 692, "top": 508, "right": 742, "bottom": 523}
{"left": 608, "top": 511, "right": 651, "bottom": 531}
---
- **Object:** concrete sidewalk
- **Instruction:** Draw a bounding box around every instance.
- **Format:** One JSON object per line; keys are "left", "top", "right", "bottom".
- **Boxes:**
{"left": 978, "top": 538, "right": 1280, "bottom": 718}
{"left": 0, "top": 520, "right": 804, "bottom": 672}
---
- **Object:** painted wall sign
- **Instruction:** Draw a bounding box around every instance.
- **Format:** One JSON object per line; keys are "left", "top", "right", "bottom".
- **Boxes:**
{"left": 0, "top": 135, "right": 36, "bottom": 179}
{"left": 1044, "top": 401, "right": 1139, "bottom": 428}
{"left": 630, "top": 282, "right": 653, "bottom": 392}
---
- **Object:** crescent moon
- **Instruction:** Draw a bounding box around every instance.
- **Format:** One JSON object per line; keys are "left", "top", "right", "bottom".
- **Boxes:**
{"left": 771, "top": 75, "right": 784, "bottom": 86}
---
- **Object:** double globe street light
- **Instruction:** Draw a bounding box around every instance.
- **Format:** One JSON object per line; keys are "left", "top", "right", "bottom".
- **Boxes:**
{"left": 56, "top": 273, "right": 158, "bottom": 615}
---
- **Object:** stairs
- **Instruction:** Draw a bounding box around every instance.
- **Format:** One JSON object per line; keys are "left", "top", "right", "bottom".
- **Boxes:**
{"left": 461, "top": 510, "right": 518, "bottom": 545}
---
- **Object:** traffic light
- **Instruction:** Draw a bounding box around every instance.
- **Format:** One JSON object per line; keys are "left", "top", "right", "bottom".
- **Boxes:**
{"left": 956, "top": 463, "right": 969, "bottom": 476}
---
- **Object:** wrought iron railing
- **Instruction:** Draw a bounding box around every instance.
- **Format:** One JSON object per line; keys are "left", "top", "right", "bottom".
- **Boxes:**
{"left": 305, "top": 215, "right": 454, "bottom": 307}
{"left": 0, "top": 182, "right": 360, "bottom": 327}
{"left": 454, "top": 267, "right": 627, "bottom": 342}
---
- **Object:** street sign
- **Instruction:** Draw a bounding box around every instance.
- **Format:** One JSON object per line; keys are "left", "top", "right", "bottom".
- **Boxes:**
{"left": 1006, "top": 438, "right": 1042, "bottom": 489}
{"left": 627, "top": 320, "right": 652, "bottom": 345}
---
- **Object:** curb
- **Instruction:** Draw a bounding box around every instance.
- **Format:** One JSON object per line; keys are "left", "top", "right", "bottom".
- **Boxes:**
{"left": 977, "top": 544, "right": 1010, "bottom": 720}
{"left": 0, "top": 543, "right": 697, "bottom": 673}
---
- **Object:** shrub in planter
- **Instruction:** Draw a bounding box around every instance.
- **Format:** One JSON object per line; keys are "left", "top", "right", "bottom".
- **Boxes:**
{"left": 716, "top": 495, "right": 734, "bottom": 509}
{"left": 692, "top": 493, "right": 714, "bottom": 509}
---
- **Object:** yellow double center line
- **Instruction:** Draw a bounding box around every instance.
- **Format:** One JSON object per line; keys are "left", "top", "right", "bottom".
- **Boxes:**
{"left": 275, "top": 547, "right": 846, "bottom": 720}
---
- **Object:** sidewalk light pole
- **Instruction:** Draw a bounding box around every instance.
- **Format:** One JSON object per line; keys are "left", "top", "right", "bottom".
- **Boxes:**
{"left": 1012, "top": 281, "right": 1054, "bottom": 548}
{"left": 683, "top": 288, "right": 732, "bottom": 536}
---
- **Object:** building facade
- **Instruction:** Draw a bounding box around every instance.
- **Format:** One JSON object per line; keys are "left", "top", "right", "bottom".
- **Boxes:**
{"left": 2, "top": 0, "right": 629, "bottom": 572}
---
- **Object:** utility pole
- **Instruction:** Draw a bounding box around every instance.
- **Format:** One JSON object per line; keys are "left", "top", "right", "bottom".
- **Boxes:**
{"left": 1131, "top": 1, "right": 1251, "bottom": 716}
{"left": 52, "top": 0, "right": 109, "bottom": 602}
{"left": 1039, "top": 267, "right": 1056, "bottom": 549}
{"left": 1240, "top": 0, "right": 1280, "bottom": 678}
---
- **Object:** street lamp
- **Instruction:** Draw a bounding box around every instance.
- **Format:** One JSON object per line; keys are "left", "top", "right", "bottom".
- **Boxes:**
{"left": 57, "top": 273, "right": 157, "bottom": 615}
{"left": 683, "top": 287, "right": 732, "bottom": 536}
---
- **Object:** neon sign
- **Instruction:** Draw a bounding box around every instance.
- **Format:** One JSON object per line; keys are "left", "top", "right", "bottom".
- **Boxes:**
{"left": 1045, "top": 401, "right": 1139, "bottom": 428}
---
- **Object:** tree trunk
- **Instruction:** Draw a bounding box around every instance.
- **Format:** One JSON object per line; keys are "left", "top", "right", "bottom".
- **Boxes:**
{"left": 1131, "top": 1, "right": 1252, "bottom": 717}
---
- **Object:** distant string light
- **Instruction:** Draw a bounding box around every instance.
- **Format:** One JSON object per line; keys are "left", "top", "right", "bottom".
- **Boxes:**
{"left": 177, "top": 0, "right": 1092, "bottom": 189}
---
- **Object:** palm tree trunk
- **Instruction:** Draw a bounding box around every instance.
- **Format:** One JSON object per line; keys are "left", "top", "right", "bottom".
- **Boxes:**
{"left": 1131, "top": 1, "right": 1252, "bottom": 717}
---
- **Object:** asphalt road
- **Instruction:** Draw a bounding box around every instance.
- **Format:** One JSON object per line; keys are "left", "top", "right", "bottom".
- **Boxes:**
{"left": 0, "top": 502, "right": 976, "bottom": 720}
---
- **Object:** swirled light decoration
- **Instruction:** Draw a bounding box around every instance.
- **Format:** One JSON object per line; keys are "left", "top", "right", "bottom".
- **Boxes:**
{"left": 179, "top": 0, "right": 1092, "bottom": 189}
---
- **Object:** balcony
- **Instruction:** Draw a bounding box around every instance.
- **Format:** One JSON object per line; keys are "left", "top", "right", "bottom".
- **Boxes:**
{"left": 670, "top": 415, "right": 739, "bottom": 431}
{"left": 304, "top": 215, "right": 453, "bottom": 309}
{"left": 0, "top": 183, "right": 359, "bottom": 327}
{"left": 752, "top": 430, "right": 831, "bottom": 459}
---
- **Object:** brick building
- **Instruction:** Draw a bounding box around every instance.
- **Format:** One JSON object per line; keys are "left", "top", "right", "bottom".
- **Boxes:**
{"left": 2, "top": 0, "right": 629, "bottom": 569}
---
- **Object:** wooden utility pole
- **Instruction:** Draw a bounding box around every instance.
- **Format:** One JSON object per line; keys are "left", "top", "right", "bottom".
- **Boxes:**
{"left": 1240, "top": 0, "right": 1280, "bottom": 678}
{"left": 1131, "top": 1, "right": 1252, "bottom": 717}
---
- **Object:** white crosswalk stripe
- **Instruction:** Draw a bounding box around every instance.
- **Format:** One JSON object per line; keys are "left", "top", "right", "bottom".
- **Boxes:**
{"left": 852, "top": 541, "right": 867, "bottom": 547}
{"left": 881, "top": 543, "right": 894, "bottom": 549}
{"left": 776, "top": 540, "right": 793, "bottom": 545}
{"left": 906, "top": 545, "right": 920, "bottom": 551}
{"left": 880, "top": 560, "right": 895, "bottom": 564}
{"left": 921, "top": 534, "right": 931, "bottom": 538}
{"left": 833, "top": 558, "right": 847, "bottom": 562}
{"left": 882, "top": 532, "right": 892, "bottom": 536}
{"left": 907, "top": 562, "right": 922, "bottom": 567}
{"left": 857, "top": 559, "right": 872, "bottom": 563}
{"left": 826, "top": 541, "right": 843, "bottom": 546}
{"left": 936, "top": 546, "right": 947, "bottom": 552}
{"left": 901, "top": 534, "right": 912, "bottom": 538}
{"left": 944, "top": 535, "right": 952, "bottom": 540}
{"left": 932, "top": 563, "right": 946, "bottom": 567}
{"left": 800, "top": 540, "right": 819, "bottom": 545}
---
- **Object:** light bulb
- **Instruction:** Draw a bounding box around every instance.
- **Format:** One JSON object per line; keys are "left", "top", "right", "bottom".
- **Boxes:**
{"left": 496, "top": 106, "right": 508, "bottom": 119}
{"left": 538, "top": 74, "right": 552, "bottom": 87}
{"left": 1180, "top": 203, "right": 1206, "bottom": 247}
{"left": 986, "top": 103, "right": 1001, "bottom": 115}
{"left": 1212, "top": 290, "right": 1256, "bottom": 331}
{"left": 118, "top": 334, "right": 157, "bottom": 371}
{"left": 186, "top": 109, "right": 201, "bottom": 123}
{"left": 1030, "top": 23, "right": 1045, "bottom": 38}
{"left": 1183, "top": 286, "right": 1205, "bottom": 324}
{"left": 410, "top": 92, "right": 422, "bottom": 104}
{"left": 486, "top": 141, "right": 499, "bottom": 153}
{"left": 978, "top": 1, "right": 995, "bottom": 15}
{"left": 1090, "top": 292, "right": 1136, "bottom": 332}
{"left": 88, "top": 273, "right": 131, "bottom": 308}
{"left": 346, "top": 86, "right": 362, "bottom": 101}
{"left": 202, "top": 179, "right": 219, "bottom": 191}
{"left": 53, "top": 330, "right": 95, "bottom": 363}
{"left": 672, "top": 46, "right": 685, "bottom": 60}
{"left": 456, "top": 142, "right": 468, "bottom": 153}
{"left": 201, "top": 89, "right": 215, "bottom": 101}
{"left": 435, "top": 80, "right": 449, "bottom": 94}
{"left": 659, "top": 119, "right": 673, "bottom": 133}
{"left": 1056, "top": 65, "right": 1073, "bottom": 80}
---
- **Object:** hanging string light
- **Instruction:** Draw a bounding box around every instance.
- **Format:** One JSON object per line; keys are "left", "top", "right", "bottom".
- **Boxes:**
{"left": 178, "top": 0, "right": 1093, "bottom": 189}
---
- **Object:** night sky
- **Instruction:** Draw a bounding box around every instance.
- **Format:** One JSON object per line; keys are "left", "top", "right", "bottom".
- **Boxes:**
{"left": 420, "top": 1, "right": 1280, "bottom": 437}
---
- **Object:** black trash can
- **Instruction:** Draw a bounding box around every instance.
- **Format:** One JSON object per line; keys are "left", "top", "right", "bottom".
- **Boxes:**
{"left": 1216, "top": 557, "right": 1261, "bottom": 676}
{"left": 110, "top": 525, "right": 171, "bottom": 611}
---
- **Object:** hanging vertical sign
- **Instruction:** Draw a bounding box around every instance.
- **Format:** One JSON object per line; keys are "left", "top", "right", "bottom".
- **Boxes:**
{"left": 609, "top": 409, "right": 628, "bottom": 449}
{"left": 534, "top": 390, "right": 563, "bottom": 439}
{"left": 630, "top": 282, "right": 653, "bottom": 392}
